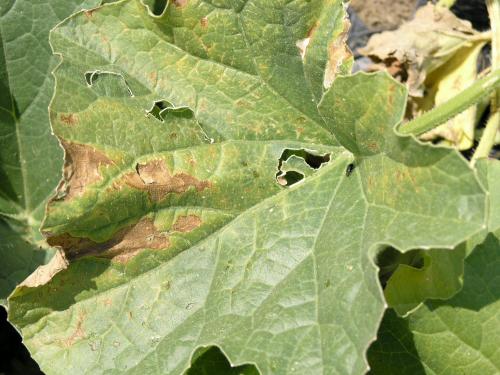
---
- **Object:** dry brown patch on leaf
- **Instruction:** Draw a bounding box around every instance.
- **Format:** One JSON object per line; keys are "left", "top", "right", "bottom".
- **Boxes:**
{"left": 48, "top": 218, "right": 170, "bottom": 262}
{"left": 173, "top": 0, "right": 188, "bottom": 7}
{"left": 20, "top": 251, "right": 68, "bottom": 288}
{"left": 59, "top": 141, "right": 113, "bottom": 200}
{"left": 60, "top": 113, "right": 78, "bottom": 125}
{"left": 124, "top": 159, "right": 211, "bottom": 201}
{"left": 62, "top": 310, "right": 86, "bottom": 347}
{"left": 360, "top": 4, "right": 479, "bottom": 97}
{"left": 149, "top": 71, "right": 158, "bottom": 85}
{"left": 172, "top": 215, "right": 202, "bottom": 232}
{"left": 84, "top": 9, "right": 95, "bottom": 19}
{"left": 324, "top": 17, "right": 351, "bottom": 89}
{"left": 296, "top": 22, "right": 319, "bottom": 60}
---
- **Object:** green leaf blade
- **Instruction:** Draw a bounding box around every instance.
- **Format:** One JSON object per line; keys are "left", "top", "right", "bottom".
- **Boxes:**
{"left": 7, "top": 1, "right": 490, "bottom": 374}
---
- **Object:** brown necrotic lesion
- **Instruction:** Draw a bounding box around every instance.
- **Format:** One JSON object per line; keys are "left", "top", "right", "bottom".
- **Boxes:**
{"left": 120, "top": 159, "right": 211, "bottom": 202}
{"left": 57, "top": 141, "right": 114, "bottom": 201}
{"left": 48, "top": 218, "right": 171, "bottom": 263}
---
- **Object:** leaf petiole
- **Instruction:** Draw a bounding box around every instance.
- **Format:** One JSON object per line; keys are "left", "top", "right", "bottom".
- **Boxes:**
{"left": 472, "top": 0, "right": 500, "bottom": 164}
{"left": 398, "top": 69, "right": 500, "bottom": 137}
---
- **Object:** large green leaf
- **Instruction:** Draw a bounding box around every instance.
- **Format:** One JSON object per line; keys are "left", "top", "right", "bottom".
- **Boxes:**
{"left": 0, "top": 0, "right": 111, "bottom": 304}
{"left": 8, "top": 1, "right": 487, "bottom": 374}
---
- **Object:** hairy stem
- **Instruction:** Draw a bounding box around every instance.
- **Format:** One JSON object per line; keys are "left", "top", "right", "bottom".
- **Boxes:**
{"left": 472, "top": 0, "right": 500, "bottom": 164}
{"left": 398, "top": 69, "right": 500, "bottom": 136}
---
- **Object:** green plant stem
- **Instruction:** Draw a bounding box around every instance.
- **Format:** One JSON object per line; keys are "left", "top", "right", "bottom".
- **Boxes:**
{"left": 398, "top": 69, "right": 500, "bottom": 136}
{"left": 472, "top": 0, "right": 500, "bottom": 164}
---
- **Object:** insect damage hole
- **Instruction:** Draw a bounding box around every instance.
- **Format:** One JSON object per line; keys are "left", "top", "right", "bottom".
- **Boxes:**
{"left": 83, "top": 71, "right": 134, "bottom": 97}
{"left": 147, "top": 0, "right": 167, "bottom": 15}
{"left": 146, "top": 100, "right": 194, "bottom": 122}
{"left": 276, "top": 149, "right": 331, "bottom": 187}
{"left": 186, "top": 346, "right": 258, "bottom": 374}
{"left": 376, "top": 246, "right": 424, "bottom": 289}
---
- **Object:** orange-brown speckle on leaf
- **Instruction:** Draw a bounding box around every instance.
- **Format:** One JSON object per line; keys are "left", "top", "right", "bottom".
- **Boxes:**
{"left": 59, "top": 141, "right": 113, "bottom": 200}
{"left": 367, "top": 141, "right": 379, "bottom": 153}
{"left": 395, "top": 170, "right": 404, "bottom": 183}
{"left": 200, "top": 17, "right": 208, "bottom": 28}
{"left": 124, "top": 159, "right": 211, "bottom": 202}
{"left": 48, "top": 218, "right": 170, "bottom": 262}
{"left": 149, "top": 71, "right": 158, "bottom": 84}
{"left": 60, "top": 113, "right": 78, "bottom": 126}
{"left": 84, "top": 9, "right": 95, "bottom": 19}
{"left": 172, "top": 215, "right": 202, "bottom": 233}
{"left": 173, "top": 0, "right": 188, "bottom": 7}
{"left": 387, "top": 83, "right": 396, "bottom": 107}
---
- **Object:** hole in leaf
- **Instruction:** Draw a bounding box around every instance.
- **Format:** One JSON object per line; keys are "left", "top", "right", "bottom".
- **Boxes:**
{"left": 276, "top": 149, "right": 330, "bottom": 187}
{"left": 149, "top": 0, "right": 167, "bottom": 15}
{"left": 280, "top": 149, "right": 330, "bottom": 169}
{"left": 83, "top": 71, "right": 134, "bottom": 97}
{"left": 147, "top": 100, "right": 194, "bottom": 122}
{"left": 148, "top": 100, "right": 168, "bottom": 121}
{"left": 277, "top": 170, "right": 305, "bottom": 186}
{"left": 84, "top": 72, "right": 93, "bottom": 86}
{"left": 376, "top": 246, "right": 424, "bottom": 289}
{"left": 186, "top": 346, "right": 260, "bottom": 375}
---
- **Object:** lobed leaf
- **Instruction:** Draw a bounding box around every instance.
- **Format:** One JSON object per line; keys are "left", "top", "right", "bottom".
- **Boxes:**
{"left": 7, "top": 1, "right": 489, "bottom": 374}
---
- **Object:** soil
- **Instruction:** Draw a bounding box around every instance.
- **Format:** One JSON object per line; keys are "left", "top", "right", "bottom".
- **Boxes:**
{"left": 350, "top": 0, "right": 418, "bottom": 30}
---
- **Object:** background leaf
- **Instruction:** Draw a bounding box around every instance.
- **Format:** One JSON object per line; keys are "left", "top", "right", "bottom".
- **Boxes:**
{"left": 383, "top": 245, "right": 465, "bottom": 316}
{"left": 187, "top": 346, "right": 259, "bottom": 375}
{"left": 368, "top": 231, "right": 500, "bottom": 375}
{"left": 0, "top": 0, "right": 112, "bottom": 304}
